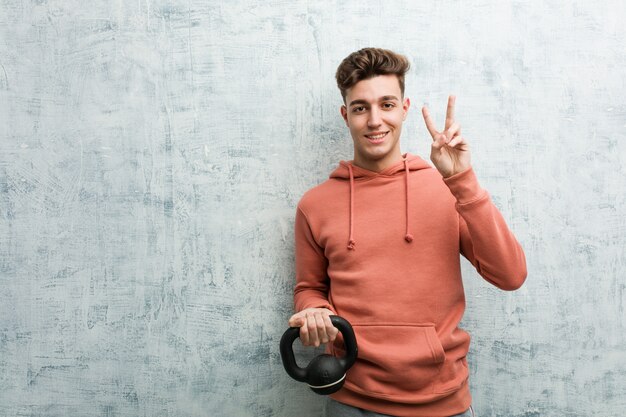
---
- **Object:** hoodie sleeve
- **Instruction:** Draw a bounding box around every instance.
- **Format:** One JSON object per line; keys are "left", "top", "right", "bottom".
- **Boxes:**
{"left": 293, "top": 206, "right": 335, "bottom": 313}
{"left": 443, "top": 167, "right": 527, "bottom": 291}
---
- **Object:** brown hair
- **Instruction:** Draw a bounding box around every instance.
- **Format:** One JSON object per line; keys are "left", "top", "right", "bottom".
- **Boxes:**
{"left": 335, "top": 48, "right": 410, "bottom": 103}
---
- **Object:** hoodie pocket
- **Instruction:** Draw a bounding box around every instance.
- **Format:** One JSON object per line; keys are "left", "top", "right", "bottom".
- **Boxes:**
{"left": 336, "top": 323, "right": 446, "bottom": 401}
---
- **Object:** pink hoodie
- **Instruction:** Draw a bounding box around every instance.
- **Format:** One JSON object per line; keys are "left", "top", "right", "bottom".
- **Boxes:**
{"left": 294, "top": 153, "right": 526, "bottom": 416}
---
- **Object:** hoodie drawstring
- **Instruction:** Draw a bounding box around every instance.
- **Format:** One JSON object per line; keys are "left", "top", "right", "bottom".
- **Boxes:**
{"left": 346, "top": 159, "right": 414, "bottom": 250}
{"left": 404, "top": 158, "right": 414, "bottom": 243}
{"left": 347, "top": 164, "right": 356, "bottom": 250}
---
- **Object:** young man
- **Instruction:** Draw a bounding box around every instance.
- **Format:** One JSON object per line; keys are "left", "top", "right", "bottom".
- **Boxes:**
{"left": 288, "top": 48, "right": 527, "bottom": 417}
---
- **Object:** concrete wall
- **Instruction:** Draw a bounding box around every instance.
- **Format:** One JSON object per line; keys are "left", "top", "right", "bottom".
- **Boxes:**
{"left": 1, "top": 1, "right": 624, "bottom": 416}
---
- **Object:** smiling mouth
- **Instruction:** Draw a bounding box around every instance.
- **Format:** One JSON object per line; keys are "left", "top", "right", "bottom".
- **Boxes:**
{"left": 365, "top": 132, "right": 388, "bottom": 143}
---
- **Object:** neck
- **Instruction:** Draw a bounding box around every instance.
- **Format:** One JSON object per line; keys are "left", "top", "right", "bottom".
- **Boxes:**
{"left": 352, "top": 150, "right": 403, "bottom": 172}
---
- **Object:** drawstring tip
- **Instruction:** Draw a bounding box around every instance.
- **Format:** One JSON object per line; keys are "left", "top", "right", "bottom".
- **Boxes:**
{"left": 347, "top": 240, "right": 356, "bottom": 250}
{"left": 405, "top": 234, "right": 414, "bottom": 243}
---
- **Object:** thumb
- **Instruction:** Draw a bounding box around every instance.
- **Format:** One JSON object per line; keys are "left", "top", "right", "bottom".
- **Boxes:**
{"left": 431, "top": 132, "right": 447, "bottom": 150}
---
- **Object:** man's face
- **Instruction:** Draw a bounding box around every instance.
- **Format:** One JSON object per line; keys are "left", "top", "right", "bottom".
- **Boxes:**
{"left": 340, "top": 74, "right": 410, "bottom": 171}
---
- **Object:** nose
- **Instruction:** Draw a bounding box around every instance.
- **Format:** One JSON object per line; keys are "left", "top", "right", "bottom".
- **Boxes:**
{"left": 367, "top": 107, "right": 382, "bottom": 128}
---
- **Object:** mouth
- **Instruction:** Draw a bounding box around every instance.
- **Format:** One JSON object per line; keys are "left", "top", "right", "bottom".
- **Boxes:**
{"left": 364, "top": 131, "right": 389, "bottom": 144}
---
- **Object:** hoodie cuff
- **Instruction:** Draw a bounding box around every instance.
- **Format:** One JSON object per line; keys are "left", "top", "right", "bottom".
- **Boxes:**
{"left": 296, "top": 299, "right": 336, "bottom": 314}
{"left": 442, "top": 167, "right": 487, "bottom": 205}
{"left": 310, "top": 302, "right": 336, "bottom": 315}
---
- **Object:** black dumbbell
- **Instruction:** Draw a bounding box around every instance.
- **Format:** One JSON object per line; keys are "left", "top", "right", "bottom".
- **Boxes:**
{"left": 280, "top": 315, "right": 358, "bottom": 395}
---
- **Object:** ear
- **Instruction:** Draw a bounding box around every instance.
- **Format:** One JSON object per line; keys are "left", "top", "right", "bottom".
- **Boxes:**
{"left": 402, "top": 97, "right": 411, "bottom": 121}
{"left": 340, "top": 105, "right": 349, "bottom": 126}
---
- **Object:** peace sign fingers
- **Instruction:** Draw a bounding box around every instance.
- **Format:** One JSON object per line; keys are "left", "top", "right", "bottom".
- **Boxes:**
{"left": 445, "top": 95, "right": 456, "bottom": 131}
{"left": 421, "top": 106, "right": 440, "bottom": 139}
{"left": 422, "top": 95, "right": 457, "bottom": 138}
{"left": 421, "top": 94, "right": 471, "bottom": 178}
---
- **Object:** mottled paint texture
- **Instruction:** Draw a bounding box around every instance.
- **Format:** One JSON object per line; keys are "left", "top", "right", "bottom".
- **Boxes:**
{"left": 0, "top": 1, "right": 625, "bottom": 416}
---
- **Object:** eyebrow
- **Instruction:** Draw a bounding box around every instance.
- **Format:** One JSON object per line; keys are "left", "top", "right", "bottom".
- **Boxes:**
{"left": 349, "top": 95, "right": 400, "bottom": 107}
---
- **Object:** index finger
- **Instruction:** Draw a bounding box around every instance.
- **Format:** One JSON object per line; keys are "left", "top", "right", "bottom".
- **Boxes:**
{"left": 445, "top": 95, "right": 456, "bottom": 129}
{"left": 421, "top": 106, "right": 439, "bottom": 139}
{"left": 288, "top": 313, "right": 303, "bottom": 328}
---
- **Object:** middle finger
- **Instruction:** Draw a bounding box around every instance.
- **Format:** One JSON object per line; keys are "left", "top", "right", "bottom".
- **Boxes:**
{"left": 445, "top": 95, "right": 456, "bottom": 130}
{"left": 306, "top": 313, "right": 319, "bottom": 347}
{"left": 315, "top": 313, "right": 327, "bottom": 345}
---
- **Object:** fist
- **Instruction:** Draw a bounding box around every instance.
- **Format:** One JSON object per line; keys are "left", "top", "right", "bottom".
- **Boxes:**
{"left": 288, "top": 308, "right": 339, "bottom": 347}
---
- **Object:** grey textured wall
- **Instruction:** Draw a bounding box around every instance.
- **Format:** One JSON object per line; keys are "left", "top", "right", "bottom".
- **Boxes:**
{"left": 1, "top": 1, "right": 625, "bottom": 416}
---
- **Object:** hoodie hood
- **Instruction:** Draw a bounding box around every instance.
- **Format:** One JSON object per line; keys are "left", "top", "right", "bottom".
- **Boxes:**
{"left": 329, "top": 153, "right": 432, "bottom": 250}
{"left": 329, "top": 153, "right": 432, "bottom": 180}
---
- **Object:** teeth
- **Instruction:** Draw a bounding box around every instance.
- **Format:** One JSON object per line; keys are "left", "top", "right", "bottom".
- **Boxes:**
{"left": 366, "top": 133, "right": 386, "bottom": 139}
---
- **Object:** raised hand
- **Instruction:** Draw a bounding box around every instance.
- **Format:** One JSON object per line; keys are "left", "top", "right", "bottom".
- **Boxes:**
{"left": 421, "top": 95, "right": 471, "bottom": 178}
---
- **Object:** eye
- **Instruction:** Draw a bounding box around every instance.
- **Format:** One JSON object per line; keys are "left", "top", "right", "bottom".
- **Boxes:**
{"left": 352, "top": 106, "right": 366, "bottom": 113}
{"left": 382, "top": 102, "right": 396, "bottom": 109}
